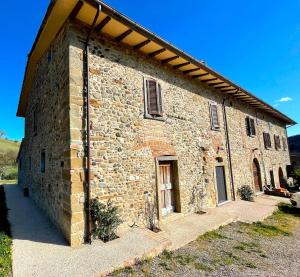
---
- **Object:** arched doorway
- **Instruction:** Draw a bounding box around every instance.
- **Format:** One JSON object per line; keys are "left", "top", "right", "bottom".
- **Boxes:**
{"left": 278, "top": 167, "right": 285, "bottom": 188}
{"left": 252, "top": 159, "right": 262, "bottom": 192}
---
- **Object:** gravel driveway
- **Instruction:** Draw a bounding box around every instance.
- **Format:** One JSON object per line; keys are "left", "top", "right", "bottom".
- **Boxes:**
{"left": 110, "top": 203, "right": 300, "bottom": 277}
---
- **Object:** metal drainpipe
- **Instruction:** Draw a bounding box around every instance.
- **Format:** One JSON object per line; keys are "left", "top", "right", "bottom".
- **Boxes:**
{"left": 83, "top": 3, "right": 101, "bottom": 244}
{"left": 222, "top": 98, "right": 236, "bottom": 201}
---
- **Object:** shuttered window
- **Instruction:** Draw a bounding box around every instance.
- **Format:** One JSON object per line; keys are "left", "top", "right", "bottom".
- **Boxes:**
{"left": 41, "top": 150, "right": 46, "bottom": 173}
{"left": 263, "top": 132, "right": 272, "bottom": 149}
{"left": 245, "top": 116, "right": 256, "bottom": 137}
{"left": 274, "top": 135, "right": 281, "bottom": 150}
{"left": 145, "top": 79, "right": 163, "bottom": 117}
{"left": 282, "top": 137, "right": 287, "bottom": 151}
{"left": 210, "top": 103, "right": 220, "bottom": 130}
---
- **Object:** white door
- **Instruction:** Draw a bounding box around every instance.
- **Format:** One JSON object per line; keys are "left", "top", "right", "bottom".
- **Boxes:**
{"left": 160, "top": 163, "right": 174, "bottom": 216}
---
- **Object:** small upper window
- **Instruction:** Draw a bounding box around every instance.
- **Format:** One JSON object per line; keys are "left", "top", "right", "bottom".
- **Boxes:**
{"left": 29, "top": 156, "right": 32, "bottom": 171}
{"left": 41, "top": 150, "right": 46, "bottom": 173}
{"left": 263, "top": 132, "right": 272, "bottom": 149}
{"left": 210, "top": 103, "right": 220, "bottom": 131}
{"left": 282, "top": 137, "right": 287, "bottom": 151}
{"left": 47, "top": 50, "right": 52, "bottom": 64}
{"left": 144, "top": 79, "right": 163, "bottom": 118}
{"left": 245, "top": 116, "right": 256, "bottom": 137}
{"left": 274, "top": 135, "right": 281, "bottom": 150}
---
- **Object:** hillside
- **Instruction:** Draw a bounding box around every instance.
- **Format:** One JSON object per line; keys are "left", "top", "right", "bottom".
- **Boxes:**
{"left": 288, "top": 135, "right": 300, "bottom": 153}
{"left": 0, "top": 139, "right": 20, "bottom": 155}
{"left": 0, "top": 139, "right": 20, "bottom": 181}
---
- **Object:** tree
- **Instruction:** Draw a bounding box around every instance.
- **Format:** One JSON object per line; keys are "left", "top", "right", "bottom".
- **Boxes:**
{"left": 0, "top": 130, "right": 6, "bottom": 138}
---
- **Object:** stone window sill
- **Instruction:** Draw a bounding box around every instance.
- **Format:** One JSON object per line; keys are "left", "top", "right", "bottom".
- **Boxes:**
{"left": 144, "top": 114, "right": 166, "bottom": 122}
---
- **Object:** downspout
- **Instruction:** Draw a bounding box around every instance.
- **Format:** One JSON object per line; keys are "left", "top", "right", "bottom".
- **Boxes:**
{"left": 222, "top": 98, "right": 236, "bottom": 201}
{"left": 83, "top": 3, "right": 101, "bottom": 244}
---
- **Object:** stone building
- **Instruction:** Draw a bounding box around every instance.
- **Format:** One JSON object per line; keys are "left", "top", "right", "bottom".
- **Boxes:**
{"left": 17, "top": 0, "right": 296, "bottom": 246}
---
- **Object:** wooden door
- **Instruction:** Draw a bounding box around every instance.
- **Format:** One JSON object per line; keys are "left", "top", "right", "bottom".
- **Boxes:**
{"left": 216, "top": 166, "right": 228, "bottom": 204}
{"left": 252, "top": 159, "right": 262, "bottom": 192}
{"left": 279, "top": 167, "right": 284, "bottom": 188}
{"left": 159, "top": 163, "right": 174, "bottom": 216}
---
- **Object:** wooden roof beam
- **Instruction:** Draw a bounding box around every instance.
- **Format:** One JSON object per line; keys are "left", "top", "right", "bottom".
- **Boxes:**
{"left": 182, "top": 68, "right": 201, "bottom": 74}
{"left": 208, "top": 82, "right": 224, "bottom": 87}
{"left": 115, "top": 29, "right": 133, "bottom": 42}
{"left": 70, "top": 0, "right": 84, "bottom": 19}
{"left": 213, "top": 85, "right": 230, "bottom": 89}
{"left": 95, "top": 16, "right": 111, "bottom": 32}
{"left": 192, "top": 73, "right": 209, "bottom": 79}
{"left": 161, "top": 56, "right": 179, "bottom": 64}
{"left": 133, "top": 39, "right": 151, "bottom": 50}
{"left": 148, "top": 48, "right": 166, "bottom": 58}
{"left": 173, "top": 62, "right": 190, "bottom": 69}
{"left": 201, "top": 78, "right": 218, "bottom": 83}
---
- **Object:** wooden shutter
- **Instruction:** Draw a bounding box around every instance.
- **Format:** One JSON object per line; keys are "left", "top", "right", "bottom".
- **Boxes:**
{"left": 263, "top": 132, "right": 271, "bottom": 149}
{"left": 210, "top": 104, "right": 220, "bottom": 130}
{"left": 245, "top": 117, "right": 251, "bottom": 136}
{"left": 250, "top": 118, "right": 256, "bottom": 136}
{"left": 282, "top": 137, "right": 287, "bottom": 150}
{"left": 146, "top": 79, "right": 163, "bottom": 116}
{"left": 274, "top": 135, "right": 281, "bottom": 150}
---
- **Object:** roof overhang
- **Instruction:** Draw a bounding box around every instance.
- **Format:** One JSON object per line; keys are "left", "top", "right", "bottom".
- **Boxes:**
{"left": 17, "top": 0, "right": 297, "bottom": 126}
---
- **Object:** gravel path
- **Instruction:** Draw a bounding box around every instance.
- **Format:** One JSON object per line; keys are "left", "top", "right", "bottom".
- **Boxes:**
{"left": 110, "top": 205, "right": 300, "bottom": 277}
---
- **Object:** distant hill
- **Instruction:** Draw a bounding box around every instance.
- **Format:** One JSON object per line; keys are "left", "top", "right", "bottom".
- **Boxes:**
{"left": 0, "top": 139, "right": 20, "bottom": 180}
{"left": 288, "top": 135, "right": 300, "bottom": 153}
{"left": 0, "top": 139, "right": 20, "bottom": 156}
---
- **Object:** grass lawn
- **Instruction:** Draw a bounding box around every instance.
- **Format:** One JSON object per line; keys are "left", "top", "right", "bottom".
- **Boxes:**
{"left": 0, "top": 181, "right": 16, "bottom": 185}
{"left": 0, "top": 186, "right": 12, "bottom": 277}
{"left": 110, "top": 203, "right": 300, "bottom": 276}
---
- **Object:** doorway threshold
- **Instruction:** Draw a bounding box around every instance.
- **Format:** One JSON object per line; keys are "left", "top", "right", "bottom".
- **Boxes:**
{"left": 216, "top": 200, "right": 232, "bottom": 207}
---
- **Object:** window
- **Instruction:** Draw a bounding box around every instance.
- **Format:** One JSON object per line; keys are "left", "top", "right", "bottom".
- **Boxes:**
{"left": 33, "top": 108, "right": 38, "bottom": 135}
{"left": 41, "top": 150, "right": 46, "bottom": 173}
{"left": 245, "top": 116, "right": 256, "bottom": 137}
{"left": 274, "top": 135, "right": 281, "bottom": 150}
{"left": 263, "top": 132, "right": 272, "bottom": 149}
{"left": 19, "top": 158, "right": 22, "bottom": 171}
{"left": 210, "top": 103, "right": 220, "bottom": 130}
{"left": 282, "top": 137, "right": 287, "bottom": 151}
{"left": 144, "top": 79, "right": 163, "bottom": 118}
{"left": 47, "top": 49, "right": 52, "bottom": 64}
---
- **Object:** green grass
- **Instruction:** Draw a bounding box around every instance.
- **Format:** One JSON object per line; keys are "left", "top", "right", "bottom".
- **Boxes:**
{"left": 0, "top": 186, "right": 12, "bottom": 277}
{"left": 0, "top": 181, "right": 16, "bottom": 185}
{"left": 109, "top": 203, "right": 300, "bottom": 276}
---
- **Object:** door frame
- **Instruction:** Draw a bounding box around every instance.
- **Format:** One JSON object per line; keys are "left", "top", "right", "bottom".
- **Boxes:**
{"left": 155, "top": 156, "right": 181, "bottom": 220}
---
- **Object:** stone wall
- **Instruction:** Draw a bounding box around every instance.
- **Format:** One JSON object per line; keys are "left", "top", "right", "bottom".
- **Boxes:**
{"left": 19, "top": 21, "right": 291, "bottom": 247}
{"left": 68, "top": 23, "right": 290, "bottom": 245}
{"left": 18, "top": 25, "right": 72, "bottom": 243}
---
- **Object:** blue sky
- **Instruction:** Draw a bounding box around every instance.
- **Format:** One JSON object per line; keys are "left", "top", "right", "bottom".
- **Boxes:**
{"left": 0, "top": 0, "right": 299, "bottom": 140}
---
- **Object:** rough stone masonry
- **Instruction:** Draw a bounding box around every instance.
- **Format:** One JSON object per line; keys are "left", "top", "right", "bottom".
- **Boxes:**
{"left": 18, "top": 22, "right": 291, "bottom": 247}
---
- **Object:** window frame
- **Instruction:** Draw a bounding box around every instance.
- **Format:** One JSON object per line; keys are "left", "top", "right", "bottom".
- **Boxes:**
{"left": 210, "top": 102, "right": 220, "bottom": 131}
{"left": 245, "top": 116, "right": 256, "bottom": 137}
{"left": 143, "top": 77, "right": 165, "bottom": 121}
{"left": 263, "top": 132, "right": 272, "bottom": 149}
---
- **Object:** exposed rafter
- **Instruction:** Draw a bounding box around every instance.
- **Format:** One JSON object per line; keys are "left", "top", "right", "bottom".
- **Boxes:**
{"left": 213, "top": 85, "right": 230, "bottom": 89}
{"left": 173, "top": 62, "right": 190, "bottom": 69}
{"left": 70, "top": 0, "right": 84, "bottom": 19}
{"left": 182, "top": 68, "right": 200, "bottom": 74}
{"left": 161, "top": 56, "right": 179, "bottom": 64}
{"left": 133, "top": 39, "right": 151, "bottom": 50}
{"left": 208, "top": 82, "right": 224, "bottom": 87}
{"left": 192, "top": 73, "right": 209, "bottom": 79}
{"left": 95, "top": 16, "right": 111, "bottom": 32}
{"left": 148, "top": 48, "right": 166, "bottom": 58}
{"left": 201, "top": 78, "right": 218, "bottom": 83}
{"left": 115, "top": 29, "right": 133, "bottom": 42}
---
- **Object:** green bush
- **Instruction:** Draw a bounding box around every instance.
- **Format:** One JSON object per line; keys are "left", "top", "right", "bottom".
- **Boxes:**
{"left": 238, "top": 185, "right": 254, "bottom": 202}
{"left": 0, "top": 166, "right": 17, "bottom": 180}
{"left": 90, "top": 198, "right": 123, "bottom": 242}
